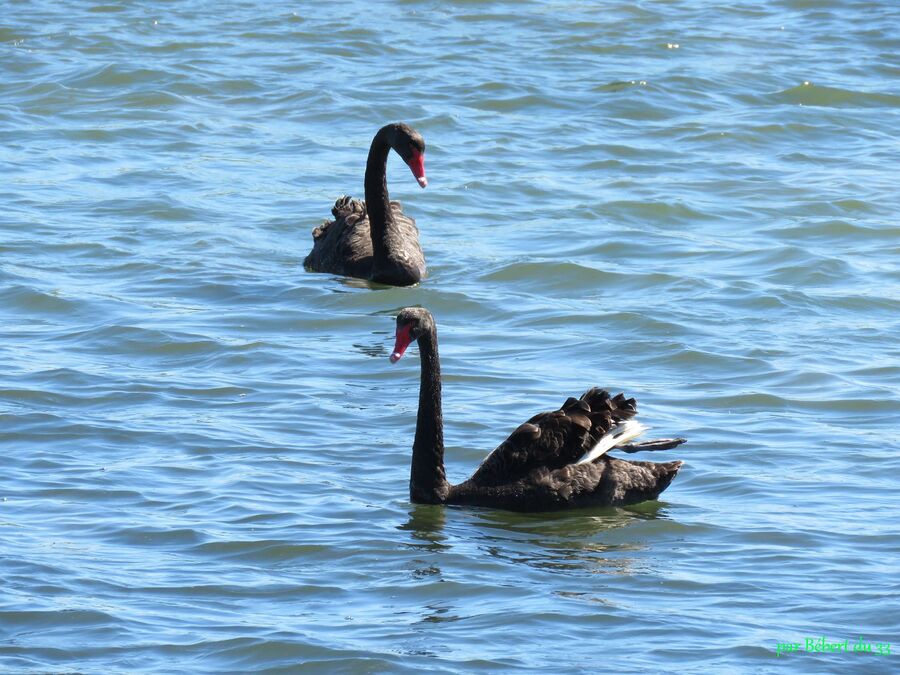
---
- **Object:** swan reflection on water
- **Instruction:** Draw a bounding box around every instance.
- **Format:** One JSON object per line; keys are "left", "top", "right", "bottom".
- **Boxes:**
{"left": 333, "top": 275, "right": 404, "bottom": 292}
{"left": 398, "top": 503, "right": 448, "bottom": 550}
{"left": 394, "top": 502, "right": 679, "bottom": 637}
{"left": 399, "top": 500, "right": 677, "bottom": 575}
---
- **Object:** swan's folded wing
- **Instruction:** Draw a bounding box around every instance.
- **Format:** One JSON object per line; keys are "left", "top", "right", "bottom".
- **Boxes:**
{"left": 528, "top": 456, "right": 681, "bottom": 508}
{"left": 466, "top": 389, "right": 640, "bottom": 487}
{"left": 450, "top": 456, "right": 683, "bottom": 511}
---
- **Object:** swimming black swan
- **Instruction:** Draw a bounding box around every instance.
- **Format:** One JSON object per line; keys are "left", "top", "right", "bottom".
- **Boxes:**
{"left": 304, "top": 123, "right": 427, "bottom": 286}
{"left": 389, "top": 307, "right": 686, "bottom": 511}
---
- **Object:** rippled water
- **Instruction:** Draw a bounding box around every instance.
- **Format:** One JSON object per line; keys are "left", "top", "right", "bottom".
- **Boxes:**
{"left": 2, "top": 0, "right": 899, "bottom": 672}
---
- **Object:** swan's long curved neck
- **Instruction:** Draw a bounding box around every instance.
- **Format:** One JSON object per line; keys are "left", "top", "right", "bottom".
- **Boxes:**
{"left": 364, "top": 128, "right": 401, "bottom": 272}
{"left": 410, "top": 328, "right": 450, "bottom": 504}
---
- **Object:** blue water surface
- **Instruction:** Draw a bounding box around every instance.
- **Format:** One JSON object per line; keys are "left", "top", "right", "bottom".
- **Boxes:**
{"left": 2, "top": 1, "right": 899, "bottom": 672}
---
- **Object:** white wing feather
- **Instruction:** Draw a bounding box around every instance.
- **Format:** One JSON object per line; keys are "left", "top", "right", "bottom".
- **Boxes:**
{"left": 575, "top": 420, "right": 647, "bottom": 464}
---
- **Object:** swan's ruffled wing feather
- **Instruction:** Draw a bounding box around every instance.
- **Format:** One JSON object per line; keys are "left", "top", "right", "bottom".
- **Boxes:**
{"left": 466, "top": 388, "right": 639, "bottom": 488}
{"left": 304, "top": 196, "right": 373, "bottom": 275}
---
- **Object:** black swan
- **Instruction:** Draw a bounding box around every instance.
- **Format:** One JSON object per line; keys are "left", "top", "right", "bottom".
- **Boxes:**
{"left": 304, "top": 123, "right": 427, "bottom": 286}
{"left": 389, "top": 307, "right": 686, "bottom": 512}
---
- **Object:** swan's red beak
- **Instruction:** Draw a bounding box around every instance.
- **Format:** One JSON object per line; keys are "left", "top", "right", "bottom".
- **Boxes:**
{"left": 407, "top": 150, "right": 427, "bottom": 188}
{"left": 390, "top": 323, "right": 414, "bottom": 363}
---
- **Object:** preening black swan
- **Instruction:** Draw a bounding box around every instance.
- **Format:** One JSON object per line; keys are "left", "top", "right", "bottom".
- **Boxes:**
{"left": 389, "top": 308, "right": 686, "bottom": 512}
{"left": 304, "top": 123, "right": 427, "bottom": 286}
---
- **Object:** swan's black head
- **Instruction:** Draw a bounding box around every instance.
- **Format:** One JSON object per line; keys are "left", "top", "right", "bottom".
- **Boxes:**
{"left": 390, "top": 307, "right": 434, "bottom": 363}
{"left": 384, "top": 122, "right": 427, "bottom": 189}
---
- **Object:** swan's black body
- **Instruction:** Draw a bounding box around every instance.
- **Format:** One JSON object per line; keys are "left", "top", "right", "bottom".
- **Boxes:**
{"left": 304, "top": 123, "right": 427, "bottom": 286}
{"left": 390, "top": 308, "right": 686, "bottom": 512}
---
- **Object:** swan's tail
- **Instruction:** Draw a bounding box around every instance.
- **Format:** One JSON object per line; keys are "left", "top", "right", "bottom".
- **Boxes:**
{"left": 576, "top": 420, "right": 647, "bottom": 465}
{"left": 618, "top": 438, "right": 687, "bottom": 453}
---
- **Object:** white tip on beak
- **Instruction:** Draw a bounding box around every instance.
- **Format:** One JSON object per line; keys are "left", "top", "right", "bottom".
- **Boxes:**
{"left": 417, "top": 176, "right": 427, "bottom": 188}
